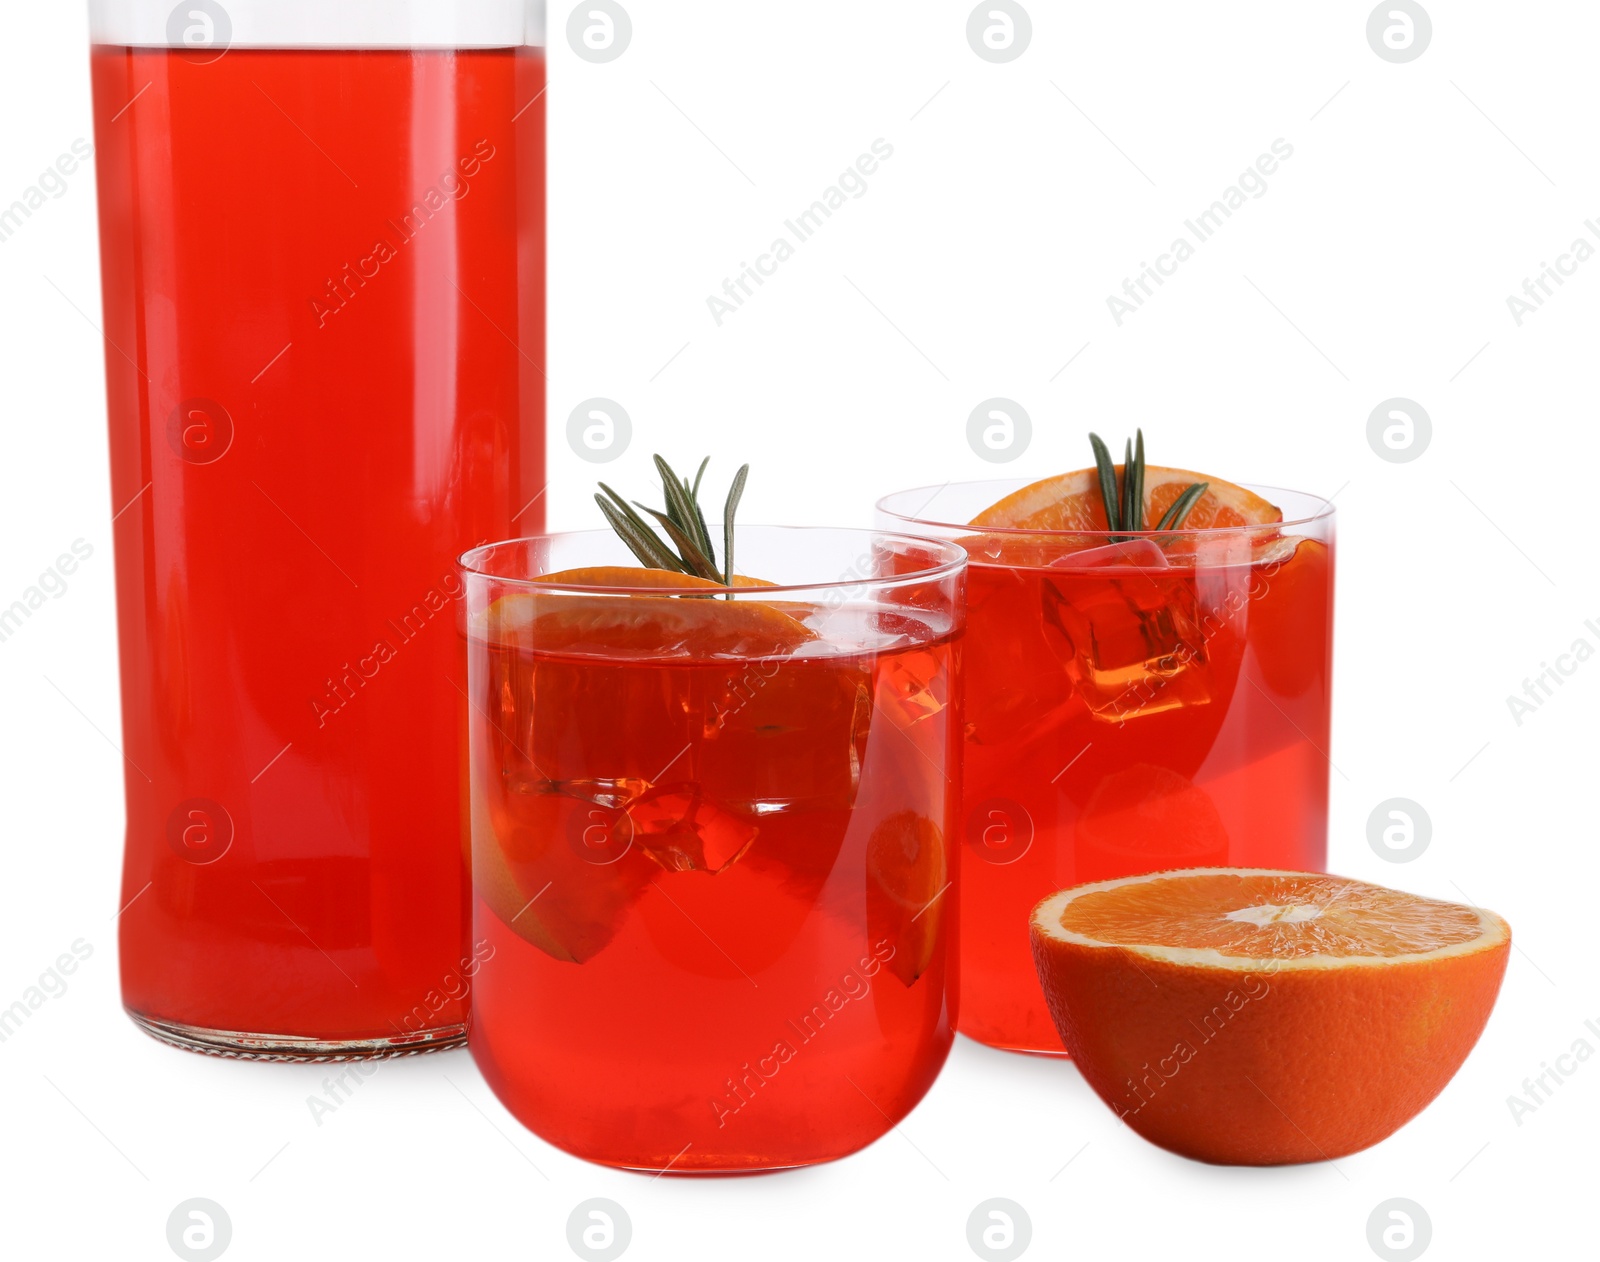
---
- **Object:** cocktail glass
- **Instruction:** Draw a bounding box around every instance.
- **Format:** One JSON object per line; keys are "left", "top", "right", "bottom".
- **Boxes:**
{"left": 459, "top": 527, "right": 964, "bottom": 1170}
{"left": 878, "top": 482, "right": 1334, "bottom": 1054}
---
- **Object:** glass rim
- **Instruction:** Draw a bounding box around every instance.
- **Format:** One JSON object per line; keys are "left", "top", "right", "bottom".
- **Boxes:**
{"left": 458, "top": 525, "right": 968, "bottom": 597}
{"left": 875, "top": 479, "right": 1336, "bottom": 538}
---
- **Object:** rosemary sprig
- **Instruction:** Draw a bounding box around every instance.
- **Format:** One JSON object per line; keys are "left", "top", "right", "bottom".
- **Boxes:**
{"left": 1154, "top": 481, "right": 1210, "bottom": 531}
{"left": 633, "top": 502, "right": 720, "bottom": 579}
{"left": 723, "top": 463, "right": 748, "bottom": 597}
{"left": 1127, "top": 430, "right": 1146, "bottom": 532}
{"left": 1089, "top": 433, "right": 1121, "bottom": 534}
{"left": 594, "top": 485, "right": 686, "bottom": 572}
{"left": 593, "top": 455, "right": 751, "bottom": 599}
{"left": 1088, "top": 428, "right": 1206, "bottom": 540}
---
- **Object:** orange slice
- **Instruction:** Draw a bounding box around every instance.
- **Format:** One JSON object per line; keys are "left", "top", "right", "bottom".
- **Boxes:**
{"left": 1073, "top": 765, "right": 1230, "bottom": 884}
{"left": 972, "top": 466, "right": 1282, "bottom": 532}
{"left": 544, "top": 566, "right": 776, "bottom": 590}
{"left": 866, "top": 811, "right": 948, "bottom": 986}
{"left": 1030, "top": 868, "right": 1510, "bottom": 1165}
{"left": 471, "top": 788, "right": 651, "bottom": 964}
{"left": 469, "top": 567, "right": 814, "bottom": 962}
{"left": 479, "top": 566, "right": 815, "bottom": 658}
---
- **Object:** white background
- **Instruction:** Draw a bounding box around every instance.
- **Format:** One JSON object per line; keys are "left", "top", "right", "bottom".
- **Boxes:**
{"left": 2, "top": 2, "right": 1596, "bottom": 1259}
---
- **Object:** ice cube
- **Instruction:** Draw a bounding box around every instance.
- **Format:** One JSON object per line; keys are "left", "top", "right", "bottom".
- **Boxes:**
{"left": 876, "top": 646, "right": 950, "bottom": 729}
{"left": 626, "top": 786, "right": 759, "bottom": 873}
{"left": 1040, "top": 563, "right": 1210, "bottom": 724}
{"left": 962, "top": 570, "right": 1080, "bottom": 746}
{"left": 1049, "top": 537, "right": 1171, "bottom": 571}
{"left": 549, "top": 776, "right": 651, "bottom": 810}
{"left": 698, "top": 663, "right": 872, "bottom": 816}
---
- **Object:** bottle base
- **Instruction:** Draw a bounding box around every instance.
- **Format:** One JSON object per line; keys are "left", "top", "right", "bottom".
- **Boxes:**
{"left": 129, "top": 1011, "right": 467, "bottom": 1062}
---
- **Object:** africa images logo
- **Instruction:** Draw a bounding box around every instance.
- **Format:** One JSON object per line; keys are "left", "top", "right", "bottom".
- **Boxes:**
{"left": 705, "top": 140, "right": 895, "bottom": 326}
{"left": 308, "top": 142, "right": 499, "bottom": 329}
{"left": 1105, "top": 140, "right": 1294, "bottom": 326}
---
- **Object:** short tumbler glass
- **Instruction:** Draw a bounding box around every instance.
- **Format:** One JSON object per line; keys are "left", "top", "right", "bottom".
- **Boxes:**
{"left": 878, "top": 482, "right": 1334, "bottom": 1055}
{"left": 459, "top": 527, "right": 964, "bottom": 1171}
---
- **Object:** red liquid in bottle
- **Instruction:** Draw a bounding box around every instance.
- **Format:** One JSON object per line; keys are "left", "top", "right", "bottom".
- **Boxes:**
{"left": 89, "top": 44, "right": 545, "bottom": 1051}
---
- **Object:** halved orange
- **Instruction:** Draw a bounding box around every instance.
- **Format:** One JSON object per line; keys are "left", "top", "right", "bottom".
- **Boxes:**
{"left": 972, "top": 466, "right": 1283, "bottom": 532}
{"left": 1030, "top": 868, "right": 1510, "bottom": 1165}
{"left": 478, "top": 565, "right": 815, "bottom": 658}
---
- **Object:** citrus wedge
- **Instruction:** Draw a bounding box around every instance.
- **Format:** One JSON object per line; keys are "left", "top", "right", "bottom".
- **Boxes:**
{"left": 479, "top": 565, "right": 815, "bottom": 658}
{"left": 1030, "top": 868, "right": 1510, "bottom": 1165}
{"left": 972, "top": 466, "right": 1282, "bottom": 532}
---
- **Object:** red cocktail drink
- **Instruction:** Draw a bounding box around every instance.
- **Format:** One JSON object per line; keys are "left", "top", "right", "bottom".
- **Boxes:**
{"left": 462, "top": 529, "right": 963, "bottom": 1170}
{"left": 88, "top": 3, "right": 545, "bottom": 1056}
{"left": 881, "top": 476, "right": 1334, "bottom": 1053}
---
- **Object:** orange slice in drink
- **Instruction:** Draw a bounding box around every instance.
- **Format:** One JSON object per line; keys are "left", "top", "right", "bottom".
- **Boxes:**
{"left": 866, "top": 811, "right": 948, "bottom": 986}
{"left": 1073, "top": 765, "right": 1230, "bottom": 884}
{"left": 467, "top": 793, "right": 649, "bottom": 959}
{"left": 471, "top": 788, "right": 651, "bottom": 964}
{"left": 470, "top": 568, "right": 814, "bottom": 962}
{"left": 972, "top": 466, "right": 1282, "bottom": 532}
{"left": 481, "top": 565, "right": 815, "bottom": 658}
{"left": 1030, "top": 868, "right": 1510, "bottom": 1165}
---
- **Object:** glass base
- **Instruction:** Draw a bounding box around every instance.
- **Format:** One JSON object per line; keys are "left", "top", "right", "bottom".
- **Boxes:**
{"left": 129, "top": 1011, "right": 467, "bottom": 1062}
{"left": 611, "top": 1159, "right": 808, "bottom": 1177}
{"left": 958, "top": 1029, "right": 1069, "bottom": 1058}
